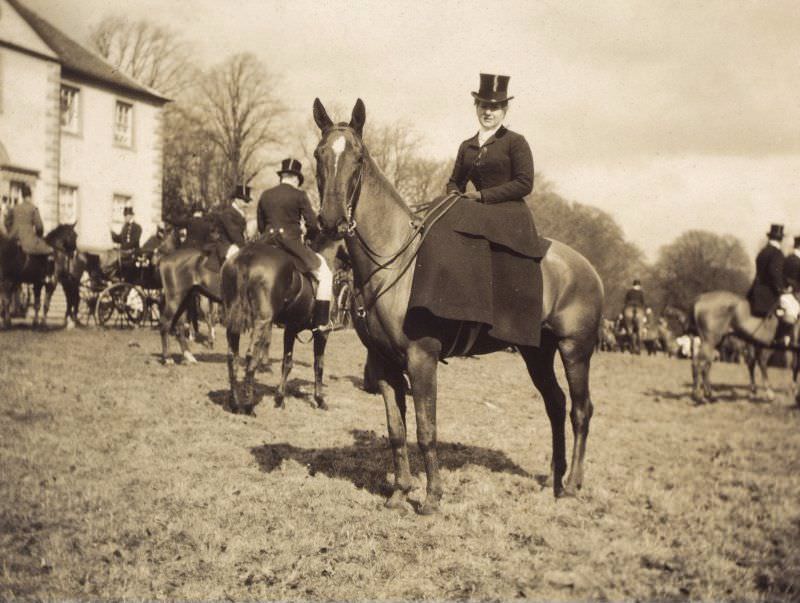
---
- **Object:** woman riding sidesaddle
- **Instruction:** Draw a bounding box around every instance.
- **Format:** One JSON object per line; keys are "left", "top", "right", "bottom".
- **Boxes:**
{"left": 408, "top": 73, "right": 545, "bottom": 347}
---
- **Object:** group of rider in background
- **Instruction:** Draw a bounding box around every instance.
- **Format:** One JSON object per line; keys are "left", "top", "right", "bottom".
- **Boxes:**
{"left": 607, "top": 223, "right": 800, "bottom": 358}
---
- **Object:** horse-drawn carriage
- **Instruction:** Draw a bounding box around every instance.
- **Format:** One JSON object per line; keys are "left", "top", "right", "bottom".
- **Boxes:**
{"left": 76, "top": 248, "right": 162, "bottom": 328}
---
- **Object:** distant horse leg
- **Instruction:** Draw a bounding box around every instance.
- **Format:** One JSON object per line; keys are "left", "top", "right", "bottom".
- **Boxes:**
{"left": 745, "top": 345, "right": 758, "bottom": 399}
{"left": 520, "top": 332, "right": 567, "bottom": 497}
{"left": 312, "top": 329, "right": 329, "bottom": 410}
{"left": 373, "top": 352, "right": 412, "bottom": 510}
{"left": 558, "top": 336, "right": 595, "bottom": 496}
{"left": 276, "top": 327, "right": 295, "bottom": 409}
{"left": 242, "top": 318, "right": 271, "bottom": 415}
{"left": 407, "top": 340, "right": 443, "bottom": 515}
{"left": 0, "top": 284, "right": 11, "bottom": 328}
{"left": 41, "top": 281, "right": 56, "bottom": 328}
{"left": 757, "top": 346, "right": 774, "bottom": 402}
{"left": 31, "top": 284, "right": 42, "bottom": 328}
{"left": 226, "top": 327, "right": 242, "bottom": 413}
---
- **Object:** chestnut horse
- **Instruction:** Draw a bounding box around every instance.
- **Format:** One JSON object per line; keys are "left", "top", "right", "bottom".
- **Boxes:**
{"left": 221, "top": 239, "right": 337, "bottom": 415}
{"left": 312, "top": 98, "right": 604, "bottom": 514}
{"left": 691, "top": 290, "right": 800, "bottom": 404}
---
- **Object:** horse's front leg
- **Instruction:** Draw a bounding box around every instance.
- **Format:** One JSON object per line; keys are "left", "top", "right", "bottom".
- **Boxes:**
{"left": 41, "top": 282, "right": 56, "bottom": 328}
{"left": 407, "top": 341, "right": 442, "bottom": 515}
{"left": 372, "top": 351, "right": 412, "bottom": 511}
{"left": 312, "top": 330, "right": 329, "bottom": 410}
{"left": 276, "top": 327, "right": 295, "bottom": 409}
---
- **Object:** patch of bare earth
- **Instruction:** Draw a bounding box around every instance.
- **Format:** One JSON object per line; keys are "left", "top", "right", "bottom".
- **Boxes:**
{"left": 1, "top": 327, "right": 798, "bottom": 600}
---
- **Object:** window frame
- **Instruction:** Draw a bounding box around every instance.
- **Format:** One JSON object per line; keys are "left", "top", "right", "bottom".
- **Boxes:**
{"left": 60, "top": 84, "right": 81, "bottom": 136}
{"left": 58, "top": 184, "right": 79, "bottom": 224}
{"left": 113, "top": 99, "right": 134, "bottom": 149}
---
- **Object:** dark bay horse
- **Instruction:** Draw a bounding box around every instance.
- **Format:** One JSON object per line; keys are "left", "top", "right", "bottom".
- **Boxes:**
{"left": 691, "top": 290, "right": 800, "bottom": 404}
{"left": 312, "top": 98, "right": 604, "bottom": 514}
{"left": 221, "top": 239, "right": 338, "bottom": 415}
{"left": 0, "top": 224, "right": 77, "bottom": 328}
{"left": 622, "top": 304, "right": 646, "bottom": 354}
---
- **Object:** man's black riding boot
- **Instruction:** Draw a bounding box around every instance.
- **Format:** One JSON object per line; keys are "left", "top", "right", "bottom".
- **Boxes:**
{"left": 312, "top": 300, "right": 331, "bottom": 331}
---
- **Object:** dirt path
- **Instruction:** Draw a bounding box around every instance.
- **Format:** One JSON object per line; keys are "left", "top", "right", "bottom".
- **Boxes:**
{"left": 1, "top": 327, "right": 798, "bottom": 600}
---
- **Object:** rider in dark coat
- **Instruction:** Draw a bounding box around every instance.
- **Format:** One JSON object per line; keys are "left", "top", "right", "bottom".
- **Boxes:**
{"left": 784, "top": 236, "right": 800, "bottom": 292}
{"left": 172, "top": 204, "right": 214, "bottom": 251}
{"left": 748, "top": 224, "right": 786, "bottom": 317}
{"left": 257, "top": 158, "right": 333, "bottom": 328}
{"left": 624, "top": 279, "right": 646, "bottom": 308}
{"left": 209, "top": 186, "right": 249, "bottom": 270}
{"left": 110, "top": 207, "right": 142, "bottom": 252}
{"left": 6, "top": 183, "right": 52, "bottom": 255}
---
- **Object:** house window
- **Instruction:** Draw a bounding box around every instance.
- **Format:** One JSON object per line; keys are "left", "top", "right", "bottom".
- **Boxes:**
{"left": 60, "top": 85, "right": 80, "bottom": 133}
{"left": 114, "top": 100, "right": 133, "bottom": 147}
{"left": 8, "top": 180, "right": 28, "bottom": 205}
{"left": 111, "top": 194, "right": 131, "bottom": 230}
{"left": 58, "top": 185, "right": 78, "bottom": 224}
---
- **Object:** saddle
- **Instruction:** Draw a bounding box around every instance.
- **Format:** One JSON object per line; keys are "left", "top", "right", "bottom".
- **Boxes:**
{"left": 406, "top": 195, "right": 549, "bottom": 348}
{"left": 261, "top": 230, "right": 321, "bottom": 275}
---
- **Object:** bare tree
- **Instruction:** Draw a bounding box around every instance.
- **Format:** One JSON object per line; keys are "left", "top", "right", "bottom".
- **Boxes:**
{"left": 200, "top": 53, "right": 286, "bottom": 195}
{"left": 89, "top": 16, "right": 197, "bottom": 96}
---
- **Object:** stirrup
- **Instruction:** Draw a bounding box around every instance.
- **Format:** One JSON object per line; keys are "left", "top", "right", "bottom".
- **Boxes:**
{"left": 311, "top": 321, "right": 336, "bottom": 334}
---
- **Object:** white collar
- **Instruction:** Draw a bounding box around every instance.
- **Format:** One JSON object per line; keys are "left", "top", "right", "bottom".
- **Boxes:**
{"left": 794, "top": 249, "right": 800, "bottom": 258}
{"left": 232, "top": 203, "right": 245, "bottom": 218}
{"left": 769, "top": 239, "right": 782, "bottom": 249}
{"left": 478, "top": 125, "right": 502, "bottom": 146}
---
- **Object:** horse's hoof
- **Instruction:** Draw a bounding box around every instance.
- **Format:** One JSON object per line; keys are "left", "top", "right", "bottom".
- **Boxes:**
{"left": 418, "top": 499, "right": 441, "bottom": 516}
{"left": 65, "top": 319, "right": 75, "bottom": 331}
{"left": 274, "top": 396, "right": 285, "bottom": 409}
{"left": 315, "top": 397, "right": 328, "bottom": 411}
{"left": 163, "top": 357, "right": 175, "bottom": 366}
{"left": 182, "top": 351, "right": 198, "bottom": 364}
{"left": 384, "top": 493, "right": 410, "bottom": 514}
{"left": 766, "top": 390, "right": 775, "bottom": 402}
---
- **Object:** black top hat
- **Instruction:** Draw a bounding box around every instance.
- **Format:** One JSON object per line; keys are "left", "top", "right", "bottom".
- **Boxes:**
{"left": 231, "top": 185, "right": 252, "bottom": 202}
{"left": 471, "top": 73, "right": 514, "bottom": 103}
{"left": 123, "top": 206, "right": 135, "bottom": 216}
{"left": 767, "top": 224, "right": 784, "bottom": 240}
{"left": 277, "top": 158, "right": 304, "bottom": 186}
{"left": 632, "top": 279, "right": 641, "bottom": 286}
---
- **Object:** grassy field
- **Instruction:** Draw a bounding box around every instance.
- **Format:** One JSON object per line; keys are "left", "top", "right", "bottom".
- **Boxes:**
{"left": 1, "top": 325, "right": 799, "bottom": 601}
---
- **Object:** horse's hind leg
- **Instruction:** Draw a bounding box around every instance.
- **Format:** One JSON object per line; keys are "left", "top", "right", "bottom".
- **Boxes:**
{"left": 312, "top": 330, "right": 329, "bottom": 410}
{"left": 242, "top": 318, "right": 271, "bottom": 414}
{"left": 372, "top": 352, "right": 412, "bottom": 511}
{"left": 276, "top": 327, "right": 294, "bottom": 409}
{"left": 32, "top": 284, "right": 42, "bottom": 328}
{"left": 226, "top": 327, "right": 242, "bottom": 413}
{"left": 519, "top": 332, "right": 567, "bottom": 498}
{"left": 757, "top": 347, "right": 775, "bottom": 402}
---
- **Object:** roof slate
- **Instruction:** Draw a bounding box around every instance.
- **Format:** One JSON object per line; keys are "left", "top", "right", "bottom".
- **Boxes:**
{"left": 7, "top": 0, "right": 169, "bottom": 104}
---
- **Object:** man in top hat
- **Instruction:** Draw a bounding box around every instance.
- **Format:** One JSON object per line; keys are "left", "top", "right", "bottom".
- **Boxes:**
{"left": 624, "top": 278, "right": 646, "bottom": 309}
{"left": 257, "top": 158, "right": 333, "bottom": 329}
{"left": 784, "top": 236, "right": 800, "bottom": 293}
{"left": 171, "top": 203, "right": 214, "bottom": 251}
{"left": 747, "top": 224, "right": 786, "bottom": 317}
{"left": 111, "top": 206, "right": 142, "bottom": 253}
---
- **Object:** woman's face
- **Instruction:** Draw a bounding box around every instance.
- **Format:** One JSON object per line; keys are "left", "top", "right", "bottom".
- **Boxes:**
{"left": 475, "top": 101, "right": 507, "bottom": 129}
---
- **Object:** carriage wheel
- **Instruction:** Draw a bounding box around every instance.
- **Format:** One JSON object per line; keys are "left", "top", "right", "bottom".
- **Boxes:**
{"left": 95, "top": 283, "right": 146, "bottom": 328}
{"left": 77, "top": 273, "right": 98, "bottom": 325}
{"left": 333, "top": 281, "right": 353, "bottom": 329}
{"left": 143, "top": 289, "right": 162, "bottom": 327}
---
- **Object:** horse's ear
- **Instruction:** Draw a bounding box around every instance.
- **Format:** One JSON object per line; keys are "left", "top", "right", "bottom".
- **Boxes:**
{"left": 349, "top": 98, "right": 366, "bottom": 137}
{"left": 313, "top": 98, "right": 333, "bottom": 132}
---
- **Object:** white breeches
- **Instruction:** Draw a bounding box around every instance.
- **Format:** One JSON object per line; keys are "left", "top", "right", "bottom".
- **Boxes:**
{"left": 313, "top": 253, "right": 333, "bottom": 301}
{"left": 225, "top": 244, "right": 240, "bottom": 260}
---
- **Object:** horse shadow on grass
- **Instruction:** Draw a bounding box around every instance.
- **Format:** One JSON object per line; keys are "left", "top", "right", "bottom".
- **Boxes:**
{"left": 645, "top": 383, "right": 773, "bottom": 404}
{"left": 250, "top": 428, "right": 531, "bottom": 497}
{"left": 208, "top": 377, "right": 317, "bottom": 413}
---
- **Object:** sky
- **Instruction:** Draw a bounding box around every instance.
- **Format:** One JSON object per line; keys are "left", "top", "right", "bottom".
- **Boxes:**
{"left": 25, "top": 0, "right": 800, "bottom": 260}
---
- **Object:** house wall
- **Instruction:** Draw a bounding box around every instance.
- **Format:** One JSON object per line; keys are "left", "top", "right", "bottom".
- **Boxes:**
{"left": 59, "top": 79, "right": 163, "bottom": 250}
{"left": 0, "top": 0, "right": 60, "bottom": 228}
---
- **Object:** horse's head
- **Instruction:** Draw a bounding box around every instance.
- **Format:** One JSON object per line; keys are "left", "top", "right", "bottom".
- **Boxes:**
{"left": 312, "top": 98, "right": 366, "bottom": 238}
{"left": 47, "top": 222, "right": 78, "bottom": 255}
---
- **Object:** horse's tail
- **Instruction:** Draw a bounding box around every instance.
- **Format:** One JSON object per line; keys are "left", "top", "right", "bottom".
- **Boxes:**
{"left": 226, "top": 260, "right": 254, "bottom": 333}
